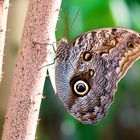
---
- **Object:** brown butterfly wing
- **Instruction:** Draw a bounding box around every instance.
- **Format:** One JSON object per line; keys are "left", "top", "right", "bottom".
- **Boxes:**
{"left": 56, "top": 28, "right": 140, "bottom": 124}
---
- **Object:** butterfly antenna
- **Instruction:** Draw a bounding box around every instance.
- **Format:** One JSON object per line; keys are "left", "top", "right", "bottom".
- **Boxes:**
{"left": 62, "top": 9, "right": 80, "bottom": 38}
{"left": 67, "top": 10, "right": 80, "bottom": 73}
{"left": 69, "top": 9, "right": 80, "bottom": 35}
{"left": 57, "top": 10, "right": 80, "bottom": 73}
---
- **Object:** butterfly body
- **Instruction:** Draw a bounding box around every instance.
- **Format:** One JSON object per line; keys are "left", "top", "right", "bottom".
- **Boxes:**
{"left": 56, "top": 28, "right": 140, "bottom": 124}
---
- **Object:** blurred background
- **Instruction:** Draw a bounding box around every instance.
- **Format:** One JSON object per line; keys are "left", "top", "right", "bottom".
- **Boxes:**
{"left": 0, "top": 0, "right": 140, "bottom": 140}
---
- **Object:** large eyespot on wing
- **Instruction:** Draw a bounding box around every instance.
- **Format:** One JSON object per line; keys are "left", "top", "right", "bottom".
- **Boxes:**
{"left": 70, "top": 71, "right": 94, "bottom": 97}
{"left": 72, "top": 79, "right": 90, "bottom": 96}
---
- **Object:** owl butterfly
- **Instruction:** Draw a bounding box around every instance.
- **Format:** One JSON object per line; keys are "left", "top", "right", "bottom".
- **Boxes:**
{"left": 55, "top": 28, "right": 140, "bottom": 125}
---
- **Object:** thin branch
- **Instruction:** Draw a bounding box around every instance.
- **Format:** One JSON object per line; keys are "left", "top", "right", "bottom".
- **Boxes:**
{"left": 0, "top": 0, "right": 9, "bottom": 83}
{"left": 2, "top": 0, "right": 62, "bottom": 139}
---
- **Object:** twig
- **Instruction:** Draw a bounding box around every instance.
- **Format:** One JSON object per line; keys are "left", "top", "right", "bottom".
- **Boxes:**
{"left": 0, "top": 0, "right": 9, "bottom": 83}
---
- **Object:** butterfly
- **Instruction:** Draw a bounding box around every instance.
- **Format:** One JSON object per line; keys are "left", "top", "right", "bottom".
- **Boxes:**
{"left": 55, "top": 28, "right": 140, "bottom": 124}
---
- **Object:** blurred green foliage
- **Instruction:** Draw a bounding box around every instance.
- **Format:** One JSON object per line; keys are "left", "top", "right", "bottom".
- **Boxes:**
{"left": 38, "top": 0, "right": 140, "bottom": 140}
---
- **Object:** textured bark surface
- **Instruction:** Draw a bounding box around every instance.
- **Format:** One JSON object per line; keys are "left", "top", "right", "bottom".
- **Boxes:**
{"left": 0, "top": 0, "right": 9, "bottom": 83}
{"left": 2, "top": 0, "right": 61, "bottom": 139}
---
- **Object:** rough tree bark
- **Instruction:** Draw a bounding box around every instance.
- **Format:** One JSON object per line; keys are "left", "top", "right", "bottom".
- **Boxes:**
{"left": 2, "top": 0, "right": 62, "bottom": 139}
{"left": 0, "top": 0, "right": 9, "bottom": 83}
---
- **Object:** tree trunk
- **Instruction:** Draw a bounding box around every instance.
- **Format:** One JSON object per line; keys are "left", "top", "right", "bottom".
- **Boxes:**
{"left": 0, "top": 0, "right": 9, "bottom": 83}
{"left": 2, "top": 0, "right": 62, "bottom": 139}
